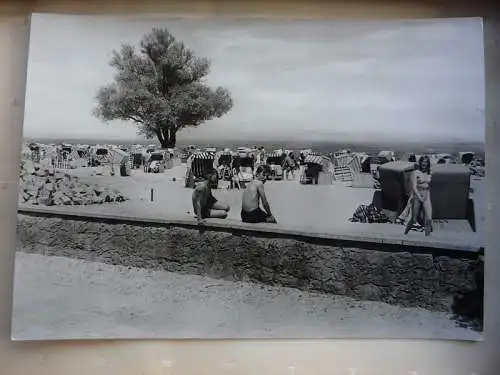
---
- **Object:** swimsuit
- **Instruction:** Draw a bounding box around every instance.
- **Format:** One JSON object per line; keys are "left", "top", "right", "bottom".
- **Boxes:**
{"left": 241, "top": 207, "right": 270, "bottom": 223}
{"left": 415, "top": 170, "right": 431, "bottom": 200}
{"left": 415, "top": 170, "right": 431, "bottom": 189}
{"left": 201, "top": 193, "right": 218, "bottom": 219}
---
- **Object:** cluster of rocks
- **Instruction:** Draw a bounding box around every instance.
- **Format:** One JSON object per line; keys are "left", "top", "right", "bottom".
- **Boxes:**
{"left": 19, "top": 159, "right": 127, "bottom": 206}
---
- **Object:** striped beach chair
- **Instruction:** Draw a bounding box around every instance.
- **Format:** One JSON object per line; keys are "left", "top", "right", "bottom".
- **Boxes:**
{"left": 303, "top": 154, "right": 333, "bottom": 184}
{"left": 265, "top": 152, "right": 284, "bottom": 180}
{"left": 54, "top": 149, "right": 82, "bottom": 169}
{"left": 185, "top": 152, "right": 217, "bottom": 188}
{"left": 304, "top": 154, "right": 325, "bottom": 167}
{"left": 349, "top": 154, "right": 362, "bottom": 174}
{"left": 332, "top": 151, "right": 360, "bottom": 182}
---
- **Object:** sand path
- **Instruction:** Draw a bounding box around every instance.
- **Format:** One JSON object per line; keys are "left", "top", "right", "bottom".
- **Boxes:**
{"left": 11, "top": 252, "right": 481, "bottom": 341}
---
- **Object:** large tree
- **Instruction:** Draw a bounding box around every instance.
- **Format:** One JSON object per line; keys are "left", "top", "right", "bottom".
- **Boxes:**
{"left": 93, "top": 28, "right": 233, "bottom": 148}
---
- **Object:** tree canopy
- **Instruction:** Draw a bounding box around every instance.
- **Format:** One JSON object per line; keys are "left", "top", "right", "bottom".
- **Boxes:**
{"left": 93, "top": 28, "right": 233, "bottom": 148}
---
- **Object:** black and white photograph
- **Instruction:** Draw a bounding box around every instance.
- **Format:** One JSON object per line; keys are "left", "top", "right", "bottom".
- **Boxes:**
{"left": 12, "top": 14, "right": 485, "bottom": 340}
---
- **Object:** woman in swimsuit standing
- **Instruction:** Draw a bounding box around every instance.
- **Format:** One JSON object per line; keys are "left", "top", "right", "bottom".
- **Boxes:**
{"left": 404, "top": 155, "right": 433, "bottom": 236}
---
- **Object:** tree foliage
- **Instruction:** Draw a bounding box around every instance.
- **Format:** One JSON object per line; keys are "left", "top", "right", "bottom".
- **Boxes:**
{"left": 93, "top": 28, "right": 233, "bottom": 148}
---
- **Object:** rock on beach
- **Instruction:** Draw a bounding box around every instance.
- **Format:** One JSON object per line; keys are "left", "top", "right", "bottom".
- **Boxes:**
{"left": 18, "top": 159, "right": 127, "bottom": 206}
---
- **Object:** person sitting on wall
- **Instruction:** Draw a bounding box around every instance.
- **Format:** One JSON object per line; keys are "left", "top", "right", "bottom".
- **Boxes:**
{"left": 192, "top": 169, "right": 230, "bottom": 225}
{"left": 241, "top": 165, "right": 277, "bottom": 224}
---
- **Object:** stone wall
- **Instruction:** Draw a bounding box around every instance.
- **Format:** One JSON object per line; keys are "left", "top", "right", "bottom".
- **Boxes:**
{"left": 17, "top": 214, "right": 483, "bottom": 313}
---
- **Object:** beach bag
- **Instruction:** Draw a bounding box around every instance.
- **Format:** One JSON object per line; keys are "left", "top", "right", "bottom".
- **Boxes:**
{"left": 350, "top": 203, "right": 391, "bottom": 224}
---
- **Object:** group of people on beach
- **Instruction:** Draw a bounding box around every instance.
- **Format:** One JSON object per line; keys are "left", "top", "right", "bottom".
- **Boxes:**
{"left": 191, "top": 149, "right": 435, "bottom": 234}
{"left": 224, "top": 151, "right": 302, "bottom": 190}
{"left": 192, "top": 165, "right": 277, "bottom": 226}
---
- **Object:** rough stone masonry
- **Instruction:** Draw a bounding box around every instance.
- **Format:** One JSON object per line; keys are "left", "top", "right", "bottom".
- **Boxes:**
{"left": 16, "top": 214, "right": 483, "bottom": 316}
{"left": 19, "top": 159, "right": 127, "bottom": 206}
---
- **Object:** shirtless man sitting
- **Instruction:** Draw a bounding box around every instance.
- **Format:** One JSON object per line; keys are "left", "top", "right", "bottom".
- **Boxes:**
{"left": 241, "top": 166, "right": 277, "bottom": 224}
{"left": 192, "top": 169, "right": 230, "bottom": 225}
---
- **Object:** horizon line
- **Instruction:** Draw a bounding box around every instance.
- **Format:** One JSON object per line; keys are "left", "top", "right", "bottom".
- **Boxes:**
{"left": 23, "top": 135, "right": 485, "bottom": 145}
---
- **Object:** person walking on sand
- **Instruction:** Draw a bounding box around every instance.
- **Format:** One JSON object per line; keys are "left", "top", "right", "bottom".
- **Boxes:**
{"left": 404, "top": 155, "right": 433, "bottom": 236}
{"left": 241, "top": 166, "right": 277, "bottom": 224}
{"left": 192, "top": 169, "right": 230, "bottom": 225}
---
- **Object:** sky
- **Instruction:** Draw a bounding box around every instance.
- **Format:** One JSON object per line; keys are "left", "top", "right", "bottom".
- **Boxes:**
{"left": 23, "top": 14, "right": 485, "bottom": 143}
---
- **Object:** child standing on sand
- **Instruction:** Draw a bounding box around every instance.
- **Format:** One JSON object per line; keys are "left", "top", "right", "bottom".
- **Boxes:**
{"left": 231, "top": 166, "right": 241, "bottom": 189}
{"left": 230, "top": 159, "right": 241, "bottom": 190}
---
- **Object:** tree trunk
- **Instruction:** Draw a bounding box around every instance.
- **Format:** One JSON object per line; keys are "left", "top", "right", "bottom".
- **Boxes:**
{"left": 159, "top": 138, "right": 169, "bottom": 149}
{"left": 156, "top": 124, "right": 177, "bottom": 149}
{"left": 155, "top": 127, "right": 166, "bottom": 148}
{"left": 169, "top": 129, "right": 176, "bottom": 148}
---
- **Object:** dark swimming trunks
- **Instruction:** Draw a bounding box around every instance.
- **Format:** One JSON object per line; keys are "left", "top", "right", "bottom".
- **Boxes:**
{"left": 241, "top": 208, "right": 269, "bottom": 223}
{"left": 201, "top": 194, "right": 218, "bottom": 219}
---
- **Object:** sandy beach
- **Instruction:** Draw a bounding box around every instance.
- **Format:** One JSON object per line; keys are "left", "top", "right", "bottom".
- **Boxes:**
{"left": 12, "top": 159, "right": 486, "bottom": 341}
{"left": 11, "top": 252, "right": 481, "bottom": 340}
{"left": 35, "top": 162, "right": 484, "bottom": 249}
